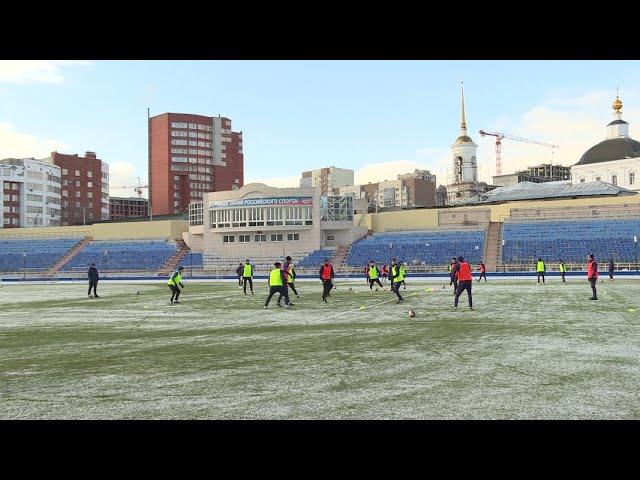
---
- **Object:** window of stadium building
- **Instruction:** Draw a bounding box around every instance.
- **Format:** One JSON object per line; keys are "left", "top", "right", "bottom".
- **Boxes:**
{"left": 189, "top": 202, "right": 204, "bottom": 226}
{"left": 209, "top": 205, "right": 313, "bottom": 229}
{"left": 320, "top": 196, "right": 353, "bottom": 221}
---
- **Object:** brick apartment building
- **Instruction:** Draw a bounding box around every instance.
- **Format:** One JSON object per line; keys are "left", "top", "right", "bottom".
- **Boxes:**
{"left": 46, "top": 151, "right": 110, "bottom": 225}
{"left": 149, "top": 113, "right": 244, "bottom": 216}
{"left": 109, "top": 196, "right": 149, "bottom": 220}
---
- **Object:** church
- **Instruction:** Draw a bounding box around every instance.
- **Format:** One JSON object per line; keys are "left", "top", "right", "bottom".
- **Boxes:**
{"left": 571, "top": 95, "right": 640, "bottom": 192}
{"left": 446, "top": 84, "right": 493, "bottom": 204}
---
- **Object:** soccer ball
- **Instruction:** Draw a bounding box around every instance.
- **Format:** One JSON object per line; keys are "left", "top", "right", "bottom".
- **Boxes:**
{"left": 408, "top": 309, "right": 416, "bottom": 318}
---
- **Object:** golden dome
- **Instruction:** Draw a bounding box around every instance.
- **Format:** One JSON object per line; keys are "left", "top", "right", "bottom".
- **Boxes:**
{"left": 613, "top": 97, "right": 623, "bottom": 112}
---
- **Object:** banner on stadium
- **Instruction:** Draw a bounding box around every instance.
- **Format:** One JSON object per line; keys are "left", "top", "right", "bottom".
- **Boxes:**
{"left": 209, "top": 196, "right": 313, "bottom": 208}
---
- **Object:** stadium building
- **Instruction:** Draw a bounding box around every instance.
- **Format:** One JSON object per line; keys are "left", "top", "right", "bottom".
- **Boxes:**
{"left": 184, "top": 183, "right": 367, "bottom": 270}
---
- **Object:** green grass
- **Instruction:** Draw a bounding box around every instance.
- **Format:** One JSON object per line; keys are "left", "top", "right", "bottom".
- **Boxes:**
{"left": 1, "top": 278, "right": 639, "bottom": 419}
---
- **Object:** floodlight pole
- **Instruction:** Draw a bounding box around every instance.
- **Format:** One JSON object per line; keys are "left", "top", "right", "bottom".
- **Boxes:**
{"left": 502, "top": 239, "right": 506, "bottom": 273}
{"left": 634, "top": 235, "right": 638, "bottom": 276}
{"left": 23, "top": 251, "right": 26, "bottom": 280}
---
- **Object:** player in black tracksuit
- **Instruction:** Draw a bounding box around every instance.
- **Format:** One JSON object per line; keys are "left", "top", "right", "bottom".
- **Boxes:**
{"left": 449, "top": 257, "right": 458, "bottom": 295}
{"left": 236, "top": 263, "right": 243, "bottom": 287}
{"left": 88, "top": 263, "right": 99, "bottom": 298}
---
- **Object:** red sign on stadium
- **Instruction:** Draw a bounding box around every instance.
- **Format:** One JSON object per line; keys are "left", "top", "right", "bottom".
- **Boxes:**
{"left": 209, "top": 197, "right": 313, "bottom": 208}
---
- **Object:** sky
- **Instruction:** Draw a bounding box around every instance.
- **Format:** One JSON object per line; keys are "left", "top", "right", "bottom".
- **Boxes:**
{"left": 1, "top": 60, "right": 640, "bottom": 197}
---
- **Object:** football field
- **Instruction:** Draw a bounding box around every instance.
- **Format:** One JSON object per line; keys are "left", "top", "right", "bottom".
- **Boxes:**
{"left": 2, "top": 278, "right": 639, "bottom": 419}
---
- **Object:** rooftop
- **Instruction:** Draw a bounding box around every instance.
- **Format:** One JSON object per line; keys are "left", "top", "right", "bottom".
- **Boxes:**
{"left": 456, "top": 181, "right": 636, "bottom": 205}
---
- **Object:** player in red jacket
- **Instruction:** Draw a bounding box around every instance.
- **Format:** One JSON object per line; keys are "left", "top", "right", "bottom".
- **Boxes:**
{"left": 587, "top": 254, "right": 599, "bottom": 300}
{"left": 451, "top": 255, "right": 473, "bottom": 310}
{"left": 320, "top": 258, "right": 335, "bottom": 303}
{"left": 476, "top": 261, "right": 487, "bottom": 282}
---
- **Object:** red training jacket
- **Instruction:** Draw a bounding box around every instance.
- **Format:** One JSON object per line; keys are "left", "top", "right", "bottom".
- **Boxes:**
{"left": 587, "top": 260, "right": 599, "bottom": 279}
{"left": 457, "top": 262, "right": 473, "bottom": 281}
{"left": 321, "top": 264, "right": 334, "bottom": 280}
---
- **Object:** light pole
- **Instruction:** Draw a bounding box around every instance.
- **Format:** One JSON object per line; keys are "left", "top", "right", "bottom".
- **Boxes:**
{"left": 104, "top": 250, "right": 108, "bottom": 276}
{"left": 502, "top": 239, "right": 506, "bottom": 272}
{"left": 634, "top": 235, "right": 638, "bottom": 276}
{"left": 23, "top": 251, "right": 26, "bottom": 280}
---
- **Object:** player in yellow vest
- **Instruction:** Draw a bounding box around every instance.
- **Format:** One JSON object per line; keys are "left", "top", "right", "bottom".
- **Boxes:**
{"left": 399, "top": 262, "right": 407, "bottom": 290}
{"left": 559, "top": 259, "right": 567, "bottom": 283}
{"left": 368, "top": 261, "right": 383, "bottom": 290}
{"left": 242, "top": 259, "right": 254, "bottom": 295}
{"left": 536, "top": 258, "right": 546, "bottom": 284}
{"left": 264, "top": 262, "right": 291, "bottom": 309}
{"left": 167, "top": 266, "right": 185, "bottom": 304}
{"left": 390, "top": 258, "right": 405, "bottom": 303}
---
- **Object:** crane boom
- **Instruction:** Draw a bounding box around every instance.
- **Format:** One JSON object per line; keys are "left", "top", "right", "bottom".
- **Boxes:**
{"left": 479, "top": 130, "right": 559, "bottom": 176}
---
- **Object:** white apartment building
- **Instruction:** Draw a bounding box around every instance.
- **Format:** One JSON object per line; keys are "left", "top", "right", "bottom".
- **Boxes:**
{"left": 1, "top": 158, "right": 62, "bottom": 228}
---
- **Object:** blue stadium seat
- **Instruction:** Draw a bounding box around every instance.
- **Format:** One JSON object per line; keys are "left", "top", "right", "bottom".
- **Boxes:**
{"left": 181, "top": 252, "right": 203, "bottom": 268}
{"left": 345, "top": 229, "right": 486, "bottom": 267}
{"left": 61, "top": 239, "right": 177, "bottom": 272}
{"left": 297, "top": 250, "right": 334, "bottom": 267}
{"left": 0, "top": 237, "right": 82, "bottom": 272}
{"left": 501, "top": 219, "right": 640, "bottom": 263}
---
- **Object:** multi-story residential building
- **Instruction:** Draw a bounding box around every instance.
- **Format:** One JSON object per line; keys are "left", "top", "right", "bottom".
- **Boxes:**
{"left": 0, "top": 158, "right": 62, "bottom": 228}
{"left": 45, "top": 151, "right": 109, "bottom": 225}
{"left": 300, "top": 167, "right": 354, "bottom": 195}
{"left": 149, "top": 113, "right": 244, "bottom": 216}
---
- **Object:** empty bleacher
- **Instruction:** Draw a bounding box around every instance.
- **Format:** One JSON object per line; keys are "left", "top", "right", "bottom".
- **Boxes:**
{"left": 297, "top": 249, "right": 334, "bottom": 267}
{"left": 501, "top": 218, "right": 640, "bottom": 263}
{"left": 345, "top": 228, "right": 486, "bottom": 267}
{"left": 181, "top": 252, "right": 203, "bottom": 268}
{"left": 0, "top": 237, "right": 82, "bottom": 272}
{"left": 61, "top": 239, "right": 177, "bottom": 272}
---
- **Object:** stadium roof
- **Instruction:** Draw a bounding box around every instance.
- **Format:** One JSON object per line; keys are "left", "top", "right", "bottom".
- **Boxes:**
{"left": 455, "top": 181, "right": 636, "bottom": 205}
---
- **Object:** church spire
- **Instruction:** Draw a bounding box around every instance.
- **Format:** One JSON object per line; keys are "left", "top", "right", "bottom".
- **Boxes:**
{"left": 607, "top": 88, "right": 629, "bottom": 139}
{"left": 460, "top": 81, "right": 467, "bottom": 133}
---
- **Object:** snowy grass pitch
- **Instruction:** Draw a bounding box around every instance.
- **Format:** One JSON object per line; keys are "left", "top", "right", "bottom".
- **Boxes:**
{"left": 1, "top": 278, "right": 640, "bottom": 419}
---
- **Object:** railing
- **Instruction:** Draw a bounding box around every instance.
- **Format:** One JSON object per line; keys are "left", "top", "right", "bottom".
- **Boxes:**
{"left": 383, "top": 225, "right": 488, "bottom": 233}
{"left": 3, "top": 262, "right": 640, "bottom": 279}
{"left": 497, "top": 261, "right": 640, "bottom": 272}
{"left": 507, "top": 208, "right": 640, "bottom": 222}
{"left": 0, "top": 232, "right": 86, "bottom": 239}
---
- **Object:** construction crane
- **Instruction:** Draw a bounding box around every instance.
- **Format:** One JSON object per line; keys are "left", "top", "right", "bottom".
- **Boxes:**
{"left": 479, "top": 130, "right": 559, "bottom": 176}
{"left": 111, "top": 177, "right": 149, "bottom": 198}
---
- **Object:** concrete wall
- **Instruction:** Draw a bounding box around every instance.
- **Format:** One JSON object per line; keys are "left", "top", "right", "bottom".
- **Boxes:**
{"left": 357, "top": 194, "right": 640, "bottom": 232}
{"left": 0, "top": 219, "right": 188, "bottom": 241}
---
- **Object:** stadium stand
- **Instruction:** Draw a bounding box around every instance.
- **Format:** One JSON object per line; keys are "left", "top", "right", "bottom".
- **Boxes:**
{"left": 502, "top": 218, "right": 640, "bottom": 263}
{"left": 181, "top": 252, "right": 203, "bottom": 268}
{"left": 297, "top": 249, "right": 334, "bottom": 267}
{"left": 0, "top": 237, "right": 82, "bottom": 272}
{"left": 345, "top": 228, "right": 486, "bottom": 266}
{"left": 61, "top": 239, "right": 177, "bottom": 272}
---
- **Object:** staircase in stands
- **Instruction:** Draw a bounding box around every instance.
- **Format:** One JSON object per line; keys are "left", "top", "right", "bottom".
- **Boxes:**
{"left": 331, "top": 230, "right": 372, "bottom": 272}
{"left": 483, "top": 222, "right": 503, "bottom": 272}
{"left": 157, "top": 240, "right": 191, "bottom": 276}
{"left": 45, "top": 236, "right": 93, "bottom": 276}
